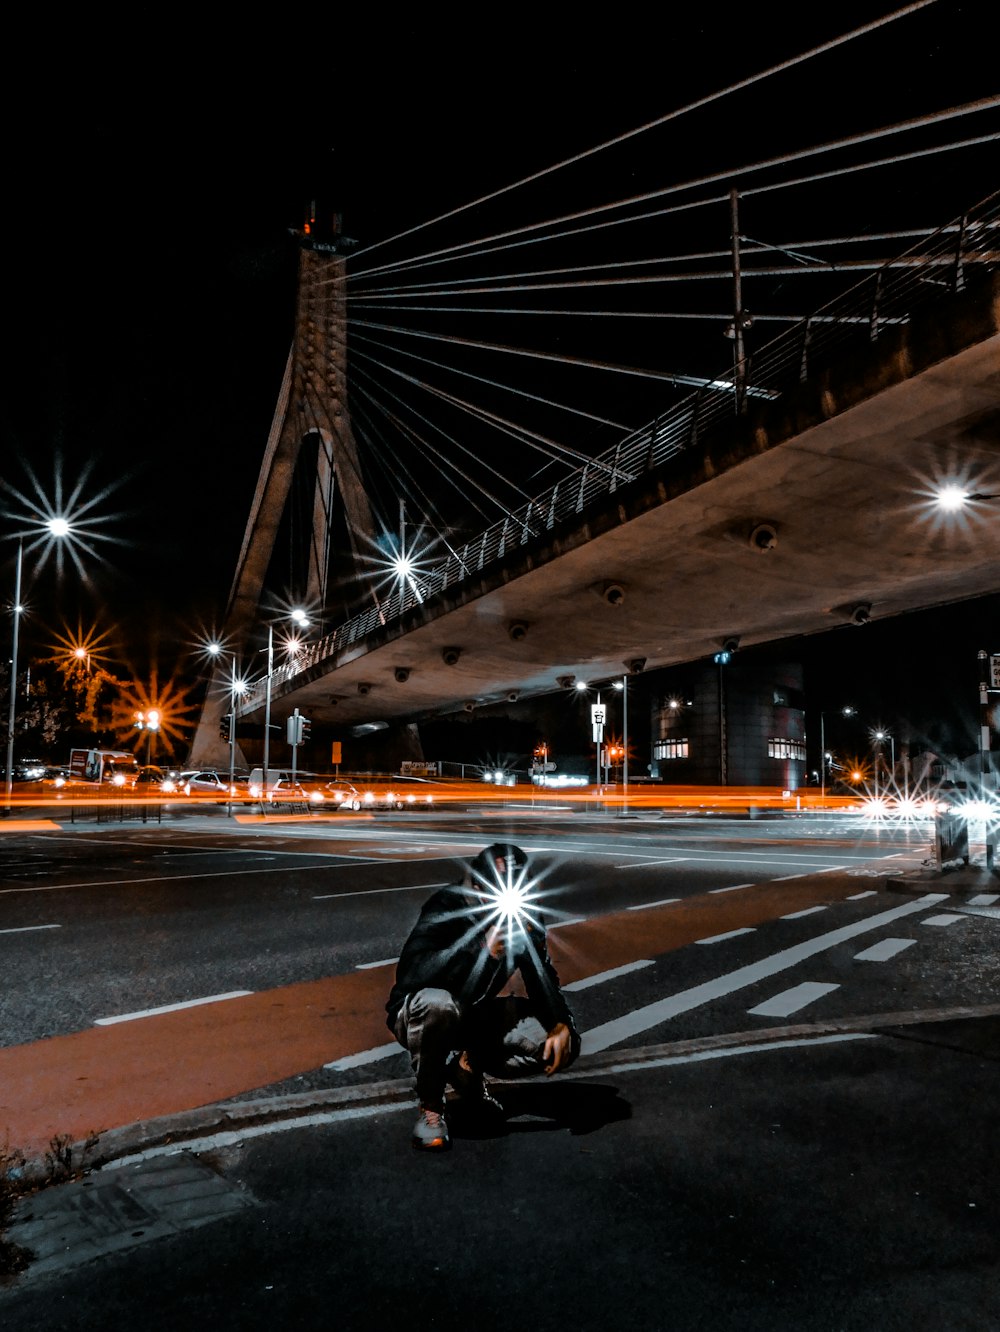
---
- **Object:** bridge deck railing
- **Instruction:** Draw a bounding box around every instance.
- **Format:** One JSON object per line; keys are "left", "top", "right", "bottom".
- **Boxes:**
{"left": 242, "top": 192, "right": 999, "bottom": 711}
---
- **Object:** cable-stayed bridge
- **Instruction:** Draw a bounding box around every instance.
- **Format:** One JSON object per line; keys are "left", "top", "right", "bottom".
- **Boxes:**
{"left": 187, "top": 11, "right": 999, "bottom": 766}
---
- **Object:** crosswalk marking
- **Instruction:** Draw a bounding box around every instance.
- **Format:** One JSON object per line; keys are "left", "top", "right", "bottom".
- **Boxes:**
{"left": 921, "top": 913, "right": 964, "bottom": 927}
{"left": 748, "top": 981, "right": 840, "bottom": 1018}
{"left": 854, "top": 937, "right": 915, "bottom": 962}
{"left": 582, "top": 893, "right": 948, "bottom": 1052}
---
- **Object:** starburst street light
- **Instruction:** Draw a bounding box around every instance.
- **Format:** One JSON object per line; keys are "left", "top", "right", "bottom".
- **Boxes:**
{"left": 935, "top": 485, "right": 999, "bottom": 509}
{"left": 5, "top": 518, "right": 82, "bottom": 807}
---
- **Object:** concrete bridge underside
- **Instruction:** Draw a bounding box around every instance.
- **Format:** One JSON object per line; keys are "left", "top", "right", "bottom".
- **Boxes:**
{"left": 243, "top": 275, "right": 1000, "bottom": 734}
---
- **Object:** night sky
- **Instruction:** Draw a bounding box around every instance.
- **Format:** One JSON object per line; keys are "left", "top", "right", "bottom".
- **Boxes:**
{"left": 2, "top": 5, "right": 997, "bottom": 757}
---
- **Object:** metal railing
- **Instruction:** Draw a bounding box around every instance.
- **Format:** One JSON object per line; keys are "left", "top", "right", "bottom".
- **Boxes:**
{"left": 241, "top": 192, "right": 999, "bottom": 713}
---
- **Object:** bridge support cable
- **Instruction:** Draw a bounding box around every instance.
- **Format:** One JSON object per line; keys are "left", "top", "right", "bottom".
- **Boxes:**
{"left": 350, "top": 329, "right": 631, "bottom": 432}
{"left": 350, "top": 369, "right": 532, "bottom": 517}
{"left": 340, "top": 3, "right": 939, "bottom": 273}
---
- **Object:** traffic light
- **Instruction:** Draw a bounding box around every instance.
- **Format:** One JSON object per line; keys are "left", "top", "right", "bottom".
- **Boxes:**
{"left": 286, "top": 714, "right": 303, "bottom": 746}
{"left": 301, "top": 716, "right": 312, "bottom": 743}
{"left": 220, "top": 713, "right": 233, "bottom": 741}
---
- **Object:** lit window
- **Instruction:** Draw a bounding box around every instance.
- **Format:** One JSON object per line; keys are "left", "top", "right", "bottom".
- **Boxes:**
{"left": 768, "top": 739, "right": 806, "bottom": 760}
{"left": 654, "top": 739, "right": 689, "bottom": 760}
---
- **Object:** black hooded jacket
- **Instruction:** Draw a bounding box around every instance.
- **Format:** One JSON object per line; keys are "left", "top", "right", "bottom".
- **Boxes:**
{"left": 385, "top": 884, "right": 578, "bottom": 1045}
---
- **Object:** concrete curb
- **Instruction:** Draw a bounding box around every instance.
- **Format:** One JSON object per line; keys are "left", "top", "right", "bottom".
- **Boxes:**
{"left": 21, "top": 1003, "right": 1000, "bottom": 1183}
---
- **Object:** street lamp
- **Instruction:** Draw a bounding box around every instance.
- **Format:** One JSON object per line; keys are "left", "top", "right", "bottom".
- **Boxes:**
{"left": 262, "top": 609, "right": 310, "bottom": 793}
{"left": 5, "top": 518, "right": 76, "bottom": 809}
{"left": 613, "top": 677, "right": 629, "bottom": 810}
{"left": 207, "top": 641, "right": 250, "bottom": 816}
{"left": 934, "top": 486, "right": 999, "bottom": 510}
{"left": 819, "top": 705, "right": 855, "bottom": 802}
{"left": 871, "top": 728, "right": 895, "bottom": 799}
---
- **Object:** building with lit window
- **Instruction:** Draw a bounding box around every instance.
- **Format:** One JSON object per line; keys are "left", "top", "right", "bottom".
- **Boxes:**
{"left": 649, "top": 660, "right": 806, "bottom": 789}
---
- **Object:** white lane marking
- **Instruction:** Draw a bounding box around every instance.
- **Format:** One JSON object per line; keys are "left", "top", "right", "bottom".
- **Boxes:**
{"left": 614, "top": 858, "right": 688, "bottom": 869}
{"left": 563, "top": 960, "right": 654, "bottom": 992}
{"left": 749, "top": 982, "right": 840, "bottom": 1018}
{"left": 854, "top": 937, "right": 916, "bottom": 962}
{"left": 847, "top": 890, "right": 878, "bottom": 900}
{"left": 626, "top": 897, "right": 680, "bottom": 911}
{"left": 770, "top": 868, "right": 844, "bottom": 882}
{"left": 0, "top": 860, "right": 386, "bottom": 896}
{"left": 324, "top": 1041, "right": 402, "bottom": 1071}
{"left": 592, "top": 1032, "right": 875, "bottom": 1076}
{"left": 781, "top": 905, "right": 827, "bottom": 920}
{"left": 709, "top": 883, "right": 753, "bottom": 894}
{"left": 356, "top": 957, "right": 398, "bottom": 970}
{"left": 582, "top": 893, "right": 949, "bottom": 1052}
{"left": 313, "top": 881, "right": 450, "bottom": 902}
{"left": 94, "top": 991, "right": 253, "bottom": 1026}
{"left": 0, "top": 923, "right": 61, "bottom": 935}
{"left": 922, "top": 913, "right": 965, "bottom": 927}
{"left": 968, "top": 893, "right": 1000, "bottom": 906}
{"left": 111, "top": 1034, "right": 878, "bottom": 1169}
{"left": 696, "top": 927, "right": 756, "bottom": 945}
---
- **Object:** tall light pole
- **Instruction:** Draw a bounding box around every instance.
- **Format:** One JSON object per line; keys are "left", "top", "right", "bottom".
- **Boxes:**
{"left": 820, "top": 704, "right": 855, "bottom": 802}
{"left": 261, "top": 608, "right": 309, "bottom": 795}
{"left": 614, "top": 676, "right": 629, "bottom": 811}
{"left": 4, "top": 540, "right": 24, "bottom": 809}
{"left": 5, "top": 518, "right": 74, "bottom": 810}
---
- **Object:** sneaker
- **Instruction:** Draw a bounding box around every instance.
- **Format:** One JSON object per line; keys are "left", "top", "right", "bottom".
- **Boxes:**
{"left": 411, "top": 1105, "right": 450, "bottom": 1151}
{"left": 447, "top": 1053, "right": 504, "bottom": 1117}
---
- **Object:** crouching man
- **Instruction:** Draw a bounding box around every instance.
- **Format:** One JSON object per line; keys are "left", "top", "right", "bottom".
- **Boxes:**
{"left": 386, "top": 842, "right": 581, "bottom": 1151}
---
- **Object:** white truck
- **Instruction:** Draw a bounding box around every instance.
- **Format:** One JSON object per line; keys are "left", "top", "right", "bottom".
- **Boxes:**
{"left": 67, "top": 747, "right": 140, "bottom": 787}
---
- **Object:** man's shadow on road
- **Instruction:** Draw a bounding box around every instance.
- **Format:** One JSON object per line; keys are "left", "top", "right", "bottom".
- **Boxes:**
{"left": 448, "top": 1081, "right": 631, "bottom": 1139}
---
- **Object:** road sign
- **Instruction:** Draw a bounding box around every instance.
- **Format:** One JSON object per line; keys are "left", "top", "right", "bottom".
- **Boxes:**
{"left": 591, "top": 704, "right": 606, "bottom": 726}
{"left": 991, "top": 655, "right": 1000, "bottom": 689}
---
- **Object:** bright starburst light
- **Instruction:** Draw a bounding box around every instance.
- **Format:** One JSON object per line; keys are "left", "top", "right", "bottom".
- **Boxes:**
{"left": 1, "top": 455, "right": 128, "bottom": 579}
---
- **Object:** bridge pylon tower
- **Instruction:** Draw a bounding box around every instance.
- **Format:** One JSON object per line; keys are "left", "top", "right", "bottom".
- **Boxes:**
{"left": 188, "top": 211, "right": 378, "bottom": 768}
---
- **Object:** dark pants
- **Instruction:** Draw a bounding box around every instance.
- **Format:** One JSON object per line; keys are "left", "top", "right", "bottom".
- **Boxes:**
{"left": 393, "top": 987, "right": 568, "bottom": 1108}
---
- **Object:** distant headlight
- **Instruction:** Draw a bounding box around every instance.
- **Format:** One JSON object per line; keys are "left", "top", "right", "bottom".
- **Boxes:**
{"left": 113, "top": 774, "right": 126, "bottom": 787}
{"left": 54, "top": 775, "right": 66, "bottom": 788}
{"left": 162, "top": 779, "right": 177, "bottom": 793}
{"left": 249, "top": 784, "right": 261, "bottom": 797}
{"left": 310, "top": 790, "right": 324, "bottom": 803}
{"left": 406, "top": 794, "right": 416, "bottom": 804}
{"left": 364, "top": 792, "right": 374, "bottom": 803}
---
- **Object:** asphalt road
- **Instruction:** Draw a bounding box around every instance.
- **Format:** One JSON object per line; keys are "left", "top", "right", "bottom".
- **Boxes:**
{"left": 1, "top": 805, "right": 998, "bottom": 1327}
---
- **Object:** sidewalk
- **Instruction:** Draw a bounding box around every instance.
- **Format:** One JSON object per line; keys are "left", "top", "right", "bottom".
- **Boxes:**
{"left": 2, "top": 1012, "right": 999, "bottom": 1330}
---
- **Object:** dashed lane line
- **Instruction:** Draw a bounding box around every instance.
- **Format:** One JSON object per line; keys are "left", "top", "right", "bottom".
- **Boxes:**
{"left": 748, "top": 981, "right": 840, "bottom": 1018}
{"left": 563, "top": 959, "right": 654, "bottom": 992}
{"left": 627, "top": 897, "right": 681, "bottom": 911}
{"left": 0, "top": 924, "right": 61, "bottom": 935}
{"left": 709, "top": 883, "right": 753, "bottom": 894}
{"left": 581, "top": 892, "right": 949, "bottom": 1053}
{"left": 95, "top": 992, "right": 254, "bottom": 1026}
{"left": 696, "top": 927, "right": 756, "bottom": 945}
{"left": 780, "top": 905, "right": 828, "bottom": 920}
{"left": 854, "top": 937, "right": 916, "bottom": 961}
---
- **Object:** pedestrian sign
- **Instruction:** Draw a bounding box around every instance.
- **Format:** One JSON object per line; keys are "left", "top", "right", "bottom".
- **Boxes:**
{"left": 591, "top": 704, "right": 606, "bottom": 726}
{"left": 991, "top": 655, "right": 1000, "bottom": 690}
